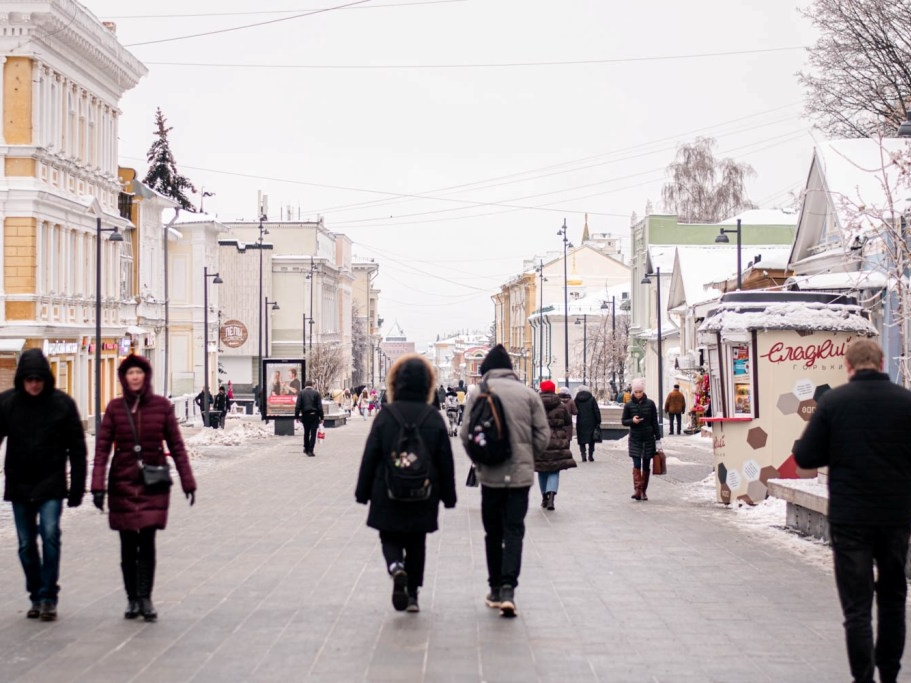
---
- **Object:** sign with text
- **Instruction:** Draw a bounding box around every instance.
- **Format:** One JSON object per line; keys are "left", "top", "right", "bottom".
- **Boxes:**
{"left": 261, "top": 358, "right": 306, "bottom": 418}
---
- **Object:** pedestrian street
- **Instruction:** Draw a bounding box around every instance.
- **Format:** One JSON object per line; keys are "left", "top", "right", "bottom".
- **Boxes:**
{"left": 0, "top": 414, "right": 904, "bottom": 682}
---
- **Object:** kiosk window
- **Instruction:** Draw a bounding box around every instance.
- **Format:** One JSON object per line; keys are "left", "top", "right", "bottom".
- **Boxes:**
{"left": 726, "top": 342, "right": 754, "bottom": 418}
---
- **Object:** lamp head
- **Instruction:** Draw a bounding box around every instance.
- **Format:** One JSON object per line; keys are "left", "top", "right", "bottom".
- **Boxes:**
{"left": 108, "top": 229, "right": 124, "bottom": 242}
{"left": 601, "top": 301, "right": 610, "bottom": 309}
{"left": 212, "top": 274, "right": 223, "bottom": 284}
{"left": 271, "top": 302, "right": 280, "bottom": 311}
{"left": 640, "top": 274, "right": 652, "bottom": 284}
{"left": 715, "top": 230, "right": 730, "bottom": 243}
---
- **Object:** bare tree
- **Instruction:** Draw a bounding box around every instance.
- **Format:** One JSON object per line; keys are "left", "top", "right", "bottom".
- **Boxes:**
{"left": 307, "top": 343, "right": 346, "bottom": 394}
{"left": 576, "top": 313, "right": 630, "bottom": 401}
{"left": 837, "top": 141, "right": 911, "bottom": 385}
{"left": 351, "top": 304, "right": 368, "bottom": 386}
{"left": 799, "top": 0, "right": 911, "bottom": 138}
{"left": 661, "top": 137, "right": 757, "bottom": 223}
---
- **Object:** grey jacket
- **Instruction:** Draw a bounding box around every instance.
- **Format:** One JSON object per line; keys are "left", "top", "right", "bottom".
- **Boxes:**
{"left": 459, "top": 369, "right": 550, "bottom": 488}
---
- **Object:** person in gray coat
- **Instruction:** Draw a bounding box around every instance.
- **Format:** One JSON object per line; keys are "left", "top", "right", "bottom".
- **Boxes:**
{"left": 460, "top": 344, "right": 550, "bottom": 618}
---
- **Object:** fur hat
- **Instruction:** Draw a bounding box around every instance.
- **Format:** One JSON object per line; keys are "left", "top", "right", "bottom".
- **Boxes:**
{"left": 480, "top": 344, "right": 513, "bottom": 374}
{"left": 386, "top": 353, "right": 437, "bottom": 404}
{"left": 540, "top": 380, "right": 556, "bottom": 393}
{"left": 631, "top": 378, "right": 645, "bottom": 392}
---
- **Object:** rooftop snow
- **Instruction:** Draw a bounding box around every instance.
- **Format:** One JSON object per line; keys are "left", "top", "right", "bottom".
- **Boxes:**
{"left": 699, "top": 301, "right": 876, "bottom": 335}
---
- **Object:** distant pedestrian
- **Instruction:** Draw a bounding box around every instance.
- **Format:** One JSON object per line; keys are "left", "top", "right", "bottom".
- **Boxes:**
{"left": 0, "top": 349, "right": 86, "bottom": 622}
{"left": 460, "top": 344, "right": 550, "bottom": 617}
{"left": 213, "top": 386, "right": 228, "bottom": 428}
{"left": 536, "top": 382, "right": 576, "bottom": 511}
{"left": 664, "top": 384, "right": 686, "bottom": 435}
{"left": 573, "top": 385, "right": 601, "bottom": 462}
{"left": 226, "top": 380, "right": 234, "bottom": 400}
{"left": 621, "top": 378, "right": 661, "bottom": 501}
{"left": 358, "top": 389, "right": 370, "bottom": 420}
{"left": 355, "top": 354, "right": 456, "bottom": 613}
{"left": 557, "top": 386, "right": 577, "bottom": 440}
{"left": 794, "top": 339, "right": 911, "bottom": 683}
{"left": 92, "top": 355, "right": 197, "bottom": 622}
{"left": 294, "top": 380, "right": 324, "bottom": 456}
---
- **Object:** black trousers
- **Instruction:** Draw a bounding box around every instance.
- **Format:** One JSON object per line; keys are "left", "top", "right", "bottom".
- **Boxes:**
{"left": 830, "top": 523, "right": 911, "bottom": 683}
{"left": 668, "top": 413, "right": 682, "bottom": 434}
{"left": 301, "top": 413, "right": 320, "bottom": 453}
{"left": 119, "top": 528, "right": 157, "bottom": 598}
{"left": 480, "top": 485, "right": 530, "bottom": 590}
{"left": 379, "top": 530, "right": 426, "bottom": 594}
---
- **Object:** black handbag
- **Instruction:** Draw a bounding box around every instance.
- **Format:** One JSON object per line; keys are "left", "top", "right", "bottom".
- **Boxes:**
{"left": 124, "top": 400, "right": 173, "bottom": 492}
{"left": 592, "top": 426, "right": 603, "bottom": 443}
{"left": 465, "top": 465, "right": 479, "bottom": 488}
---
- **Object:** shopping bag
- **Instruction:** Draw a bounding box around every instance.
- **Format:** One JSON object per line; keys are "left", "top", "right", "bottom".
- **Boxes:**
{"left": 652, "top": 450, "right": 667, "bottom": 475}
{"left": 317, "top": 425, "right": 326, "bottom": 441}
{"left": 465, "top": 465, "right": 478, "bottom": 488}
{"left": 592, "top": 427, "right": 603, "bottom": 443}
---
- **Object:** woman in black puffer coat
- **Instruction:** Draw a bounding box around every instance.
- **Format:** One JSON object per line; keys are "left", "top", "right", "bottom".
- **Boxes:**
{"left": 573, "top": 385, "right": 601, "bottom": 462}
{"left": 535, "top": 381, "right": 577, "bottom": 511}
{"left": 621, "top": 377, "right": 662, "bottom": 501}
{"left": 355, "top": 354, "right": 456, "bottom": 613}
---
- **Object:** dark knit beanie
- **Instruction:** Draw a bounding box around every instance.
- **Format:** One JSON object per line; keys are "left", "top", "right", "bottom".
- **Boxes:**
{"left": 394, "top": 357, "right": 432, "bottom": 402}
{"left": 480, "top": 344, "right": 513, "bottom": 374}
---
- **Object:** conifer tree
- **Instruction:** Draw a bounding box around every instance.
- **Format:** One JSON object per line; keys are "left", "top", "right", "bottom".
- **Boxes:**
{"left": 143, "top": 108, "right": 197, "bottom": 211}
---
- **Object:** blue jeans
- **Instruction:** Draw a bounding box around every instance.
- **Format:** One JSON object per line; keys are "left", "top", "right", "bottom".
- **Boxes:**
{"left": 537, "top": 471, "right": 560, "bottom": 495}
{"left": 12, "top": 499, "right": 63, "bottom": 604}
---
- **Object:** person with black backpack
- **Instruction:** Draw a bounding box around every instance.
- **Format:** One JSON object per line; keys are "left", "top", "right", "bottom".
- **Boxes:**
{"left": 355, "top": 354, "right": 457, "bottom": 614}
{"left": 459, "top": 344, "right": 550, "bottom": 618}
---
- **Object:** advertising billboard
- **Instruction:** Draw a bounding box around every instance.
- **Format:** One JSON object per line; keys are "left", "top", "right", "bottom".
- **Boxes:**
{"left": 261, "top": 358, "right": 305, "bottom": 419}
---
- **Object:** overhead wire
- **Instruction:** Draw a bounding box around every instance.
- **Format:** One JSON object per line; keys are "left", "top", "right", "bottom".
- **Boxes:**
{"left": 105, "top": 0, "right": 463, "bottom": 19}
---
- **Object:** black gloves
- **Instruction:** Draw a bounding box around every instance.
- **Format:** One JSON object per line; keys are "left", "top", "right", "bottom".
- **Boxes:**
{"left": 67, "top": 494, "right": 83, "bottom": 508}
{"left": 92, "top": 491, "right": 105, "bottom": 511}
{"left": 186, "top": 490, "right": 196, "bottom": 506}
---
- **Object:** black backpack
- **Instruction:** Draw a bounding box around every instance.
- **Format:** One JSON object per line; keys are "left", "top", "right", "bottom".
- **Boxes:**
{"left": 465, "top": 379, "right": 512, "bottom": 466}
{"left": 384, "top": 404, "right": 434, "bottom": 502}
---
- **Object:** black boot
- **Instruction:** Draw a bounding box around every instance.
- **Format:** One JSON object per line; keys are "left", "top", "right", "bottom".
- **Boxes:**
{"left": 545, "top": 491, "right": 556, "bottom": 511}
{"left": 540, "top": 493, "right": 548, "bottom": 508}
{"left": 580, "top": 450, "right": 587, "bottom": 462}
{"left": 121, "top": 562, "right": 140, "bottom": 619}
{"left": 137, "top": 555, "right": 157, "bottom": 622}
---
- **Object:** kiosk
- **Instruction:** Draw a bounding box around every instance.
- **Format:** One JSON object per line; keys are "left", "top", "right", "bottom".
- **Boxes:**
{"left": 697, "top": 292, "right": 875, "bottom": 505}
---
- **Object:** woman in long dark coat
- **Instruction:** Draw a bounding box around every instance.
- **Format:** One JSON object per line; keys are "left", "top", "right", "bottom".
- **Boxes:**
{"left": 92, "top": 355, "right": 197, "bottom": 622}
{"left": 536, "top": 381, "right": 577, "bottom": 511}
{"left": 620, "top": 377, "right": 661, "bottom": 501}
{"left": 355, "top": 354, "right": 456, "bottom": 613}
{"left": 573, "top": 385, "right": 601, "bottom": 462}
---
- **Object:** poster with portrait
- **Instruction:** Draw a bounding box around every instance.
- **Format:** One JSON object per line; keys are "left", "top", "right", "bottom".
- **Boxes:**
{"left": 729, "top": 342, "right": 752, "bottom": 417}
{"left": 261, "top": 358, "right": 306, "bottom": 418}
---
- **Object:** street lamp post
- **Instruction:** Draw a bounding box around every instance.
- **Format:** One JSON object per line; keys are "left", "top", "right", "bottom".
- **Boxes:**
{"left": 601, "top": 297, "right": 616, "bottom": 392}
{"left": 574, "top": 314, "right": 588, "bottom": 384}
{"left": 94, "top": 217, "right": 124, "bottom": 435}
{"left": 557, "top": 219, "right": 572, "bottom": 387}
{"left": 640, "top": 267, "right": 664, "bottom": 435}
{"left": 264, "top": 298, "right": 280, "bottom": 355}
{"left": 537, "top": 259, "right": 546, "bottom": 385}
{"left": 715, "top": 218, "right": 743, "bottom": 290}
{"left": 257, "top": 215, "right": 269, "bottom": 414}
{"left": 307, "top": 256, "right": 317, "bottom": 353}
{"left": 202, "top": 266, "right": 223, "bottom": 427}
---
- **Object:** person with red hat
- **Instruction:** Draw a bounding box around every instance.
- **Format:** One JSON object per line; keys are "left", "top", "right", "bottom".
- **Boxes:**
{"left": 535, "top": 381, "right": 576, "bottom": 511}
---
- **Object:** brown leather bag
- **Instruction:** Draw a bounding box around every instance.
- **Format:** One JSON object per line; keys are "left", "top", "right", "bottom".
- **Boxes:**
{"left": 652, "top": 450, "right": 667, "bottom": 476}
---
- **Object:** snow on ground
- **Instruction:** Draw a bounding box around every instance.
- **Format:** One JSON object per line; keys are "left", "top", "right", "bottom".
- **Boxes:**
{"left": 185, "top": 417, "right": 276, "bottom": 448}
{"left": 684, "top": 473, "right": 833, "bottom": 573}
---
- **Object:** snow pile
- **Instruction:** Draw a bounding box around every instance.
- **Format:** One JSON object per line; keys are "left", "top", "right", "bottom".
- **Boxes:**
{"left": 700, "top": 301, "right": 876, "bottom": 335}
{"left": 185, "top": 420, "right": 275, "bottom": 447}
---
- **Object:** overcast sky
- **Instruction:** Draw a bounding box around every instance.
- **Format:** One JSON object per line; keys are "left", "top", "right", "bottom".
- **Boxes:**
{"left": 81, "top": 0, "right": 819, "bottom": 350}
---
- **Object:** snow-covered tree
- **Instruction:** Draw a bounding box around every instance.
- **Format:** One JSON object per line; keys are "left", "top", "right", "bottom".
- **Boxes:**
{"left": 799, "top": 0, "right": 911, "bottom": 138}
{"left": 661, "top": 137, "right": 756, "bottom": 223}
{"left": 308, "top": 343, "right": 346, "bottom": 393}
{"left": 144, "top": 108, "right": 198, "bottom": 211}
{"left": 351, "top": 304, "right": 369, "bottom": 386}
{"left": 576, "top": 312, "right": 629, "bottom": 401}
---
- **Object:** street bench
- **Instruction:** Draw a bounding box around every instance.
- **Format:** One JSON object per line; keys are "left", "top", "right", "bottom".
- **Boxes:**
{"left": 599, "top": 404, "right": 629, "bottom": 440}
{"left": 766, "top": 478, "right": 829, "bottom": 541}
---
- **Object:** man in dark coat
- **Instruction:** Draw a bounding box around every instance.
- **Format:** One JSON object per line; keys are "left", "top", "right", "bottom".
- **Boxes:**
{"left": 294, "top": 379, "right": 324, "bottom": 456}
{"left": 0, "top": 349, "right": 86, "bottom": 621}
{"left": 794, "top": 339, "right": 911, "bottom": 683}
{"left": 355, "top": 354, "right": 456, "bottom": 613}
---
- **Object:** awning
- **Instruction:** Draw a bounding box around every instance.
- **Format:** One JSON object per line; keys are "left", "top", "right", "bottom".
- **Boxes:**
{"left": 785, "top": 270, "right": 888, "bottom": 291}
{"left": 0, "top": 338, "right": 26, "bottom": 353}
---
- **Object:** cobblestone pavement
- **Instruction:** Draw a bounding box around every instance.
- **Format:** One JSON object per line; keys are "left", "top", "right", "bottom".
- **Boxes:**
{"left": 0, "top": 413, "right": 908, "bottom": 682}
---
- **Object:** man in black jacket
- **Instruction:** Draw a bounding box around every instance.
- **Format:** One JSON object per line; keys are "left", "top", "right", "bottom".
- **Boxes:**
{"left": 0, "top": 349, "right": 86, "bottom": 622}
{"left": 794, "top": 339, "right": 911, "bottom": 683}
{"left": 294, "top": 379, "right": 324, "bottom": 456}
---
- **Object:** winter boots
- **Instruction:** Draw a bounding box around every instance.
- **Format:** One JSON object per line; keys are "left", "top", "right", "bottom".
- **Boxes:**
{"left": 136, "top": 556, "right": 157, "bottom": 622}
{"left": 121, "top": 562, "right": 140, "bottom": 619}
{"left": 631, "top": 468, "right": 642, "bottom": 500}
{"left": 544, "top": 491, "right": 556, "bottom": 511}
{"left": 631, "top": 467, "right": 651, "bottom": 501}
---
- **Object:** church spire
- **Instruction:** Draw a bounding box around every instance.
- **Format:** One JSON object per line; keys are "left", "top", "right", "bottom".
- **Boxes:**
{"left": 582, "top": 212, "right": 590, "bottom": 243}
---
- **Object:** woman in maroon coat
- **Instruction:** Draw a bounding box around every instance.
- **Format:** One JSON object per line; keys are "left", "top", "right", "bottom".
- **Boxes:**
{"left": 91, "top": 355, "right": 196, "bottom": 622}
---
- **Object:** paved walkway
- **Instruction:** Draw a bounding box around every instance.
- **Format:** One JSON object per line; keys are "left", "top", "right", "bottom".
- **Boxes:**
{"left": 0, "top": 414, "right": 906, "bottom": 682}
